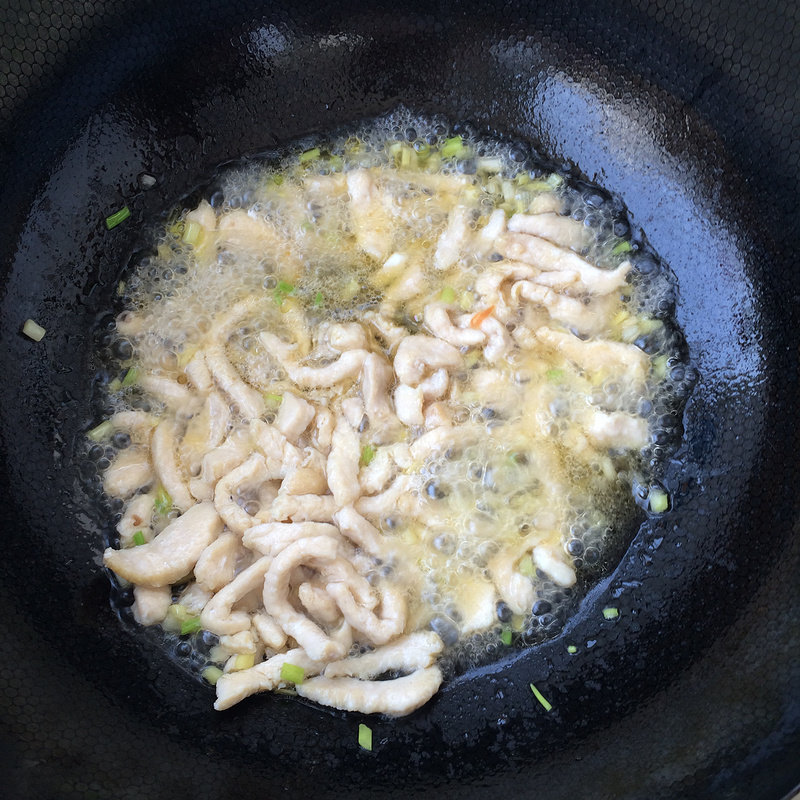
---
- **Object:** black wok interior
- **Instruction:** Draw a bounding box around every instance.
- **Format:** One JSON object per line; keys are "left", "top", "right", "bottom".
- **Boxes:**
{"left": 0, "top": 1, "right": 798, "bottom": 798}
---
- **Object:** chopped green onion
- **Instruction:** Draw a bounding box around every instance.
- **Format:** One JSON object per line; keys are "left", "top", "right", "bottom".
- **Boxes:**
{"left": 132, "top": 531, "right": 146, "bottom": 547}
{"left": 612, "top": 240, "right": 633, "bottom": 255}
{"left": 518, "top": 554, "right": 534, "bottom": 577}
{"left": 440, "top": 135, "right": 469, "bottom": 159}
{"left": 567, "top": 645, "right": 578, "bottom": 654}
{"left": 545, "top": 173, "right": 563, "bottom": 188}
{"left": 546, "top": 368, "right": 564, "bottom": 383}
{"left": 22, "top": 319, "right": 46, "bottom": 341}
{"left": 162, "top": 603, "right": 191, "bottom": 633}
{"left": 154, "top": 485, "right": 173, "bottom": 515}
{"left": 530, "top": 683, "right": 552, "bottom": 712}
{"left": 358, "top": 723, "right": 373, "bottom": 751}
{"left": 182, "top": 220, "right": 203, "bottom": 246}
{"left": 233, "top": 653, "right": 255, "bottom": 670}
{"left": 108, "top": 378, "right": 122, "bottom": 393}
{"left": 361, "top": 444, "right": 376, "bottom": 466}
{"left": 265, "top": 392, "right": 283, "bottom": 408}
{"left": 180, "top": 617, "right": 202, "bottom": 635}
{"left": 280, "top": 662, "right": 306, "bottom": 685}
{"left": 105, "top": 206, "right": 131, "bottom": 230}
{"left": 648, "top": 488, "right": 669, "bottom": 514}
{"left": 202, "top": 666, "right": 223, "bottom": 685}
{"left": 87, "top": 420, "right": 113, "bottom": 442}
{"left": 440, "top": 286, "right": 456, "bottom": 304}
{"left": 500, "top": 629, "right": 512, "bottom": 646}
{"left": 458, "top": 291, "right": 474, "bottom": 312}
{"left": 120, "top": 366, "right": 138, "bottom": 388}
{"left": 326, "top": 155, "right": 344, "bottom": 171}
{"left": 277, "top": 280, "right": 294, "bottom": 295}
{"left": 602, "top": 607, "right": 620, "bottom": 620}
{"left": 299, "top": 147, "right": 321, "bottom": 164}
{"left": 313, "top": 291, "right": 324, "bottom": 308}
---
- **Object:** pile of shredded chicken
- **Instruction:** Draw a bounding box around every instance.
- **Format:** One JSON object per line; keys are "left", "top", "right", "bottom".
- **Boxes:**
{"left": 99, "top": 155, "right": 654, "bottom": 716}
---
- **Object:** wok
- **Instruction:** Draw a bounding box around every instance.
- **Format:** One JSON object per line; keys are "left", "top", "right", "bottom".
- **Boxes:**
{"left": 0, "top": 1, "right": 798, "bottom": 798}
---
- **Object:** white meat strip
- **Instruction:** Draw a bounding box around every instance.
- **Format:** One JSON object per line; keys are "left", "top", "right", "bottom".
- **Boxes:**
{"left": 279, "top": 448, "right": 328, "bottom": 496}
{"left": 341, "top": 397, "right": 365, "bottom": 430}
{"left": 371, "top": 251, "right": 409, "bottom": 288}
{"left": 184, "top": 350, "right": 213, "bottom": 394}
{"left": 581, "top": 408, "right": 649, "bottom": 450}
{"left": 533, "top": 545, "right": 577, "bottom": 587}
{"left": 535, "top": 327, "right": 649, "bottom": 385}
{"left": 529, "top": 191, "right": 563, "bottom": 215}
{"left": 185, "top": 198, "right": 217, "bottom": 230}
{"left": 249, "top": 419, "right": 303, "bottom": 479}
{"left": 394, "top": 335, "right": 461, "bottom": 386}
{"left": 423, "top": 303, "right": 486, "bottom": 347}
{"left": 333, "top": 506, "right": 386, "bottom": 558}
{"left": 205, "top": 343, "right": 266, "bottom": 420}
{"left": 200, "top": 555, "right": 272, "bottom": 635}
{"left": 273, "top": 391, "right": 315, "bottom": 443}
{"left": 327, "top": 416, "right": 361, "bottom": 507}
{"left": 325, "top": 581, "right": 406, "bottom": 645}
{"left": 137, "top": 374, "right": 201, "bottom": 415}
{"left": 214, "top": 648, "right": 325, "bottom": 711}
{"left": 455, "top": 578, "right": 498, "bottom": 635}
{"left": 508, "top": 212, "right": 591, "bottom": 252}
{"left": 214, "top": 453, "right": 268, "bottom": 534}
{"left": 488, "top": 551, "right": 534, "bottom": 615}
{"left": 298, "top": 583, "right": 342, "bottom": 626}
{"left": 189, "top": 426, "right": 252, "bottom": 501}
{"left": 323, "top": 631, "right": 443, "bottom": 679}
{"left": 132, "top": 585, "right": 171, "bottom": 626}
{"left": 479, "top": 315, "right": 514, "bottom": 364}
{"left": 295, "top": 667, "right": 442, "bottom": 717}
{"left": 252, "top": 611, "right": 288, "bottom": 650}
{"left": 394, "top": 383, "right": 424, "bottom": 426}
{"left": 115, "top": 491, "right": 155, "bottom": 546}
{"left": 382, "top": 262, "right": 426, "bottom": 306}
{"left": 424, "top": 402, "right": 452, "bottom": 430}
{"left": 499, "top": 232, "right": 631, "bottom": 295}
{"left": 355, "top": 474, "right": 418, "bottom": 519}
{"left": 103, "top": 447, "right": 154, "bottom": 500}
{"left": 217, "top": 211, "right": 301, "bottom": 280}
{"left": 327, "top": 322, "right": 369, "bottom": 352}
{"left": 434, "top": 205, "right": 472, "bottom": 270}
{"left": 346, "top": 169, "right": 394, "bottom": 260}
{"left": 108, "top": 410, "right": 159, "bottom": 441}
{"left": 312, "top": 407, "right": 334, "bottom": 454}
{"left": 262, "top": 536, "right": 348, "bottom": 662}
{"left": 475, "top": 208, "right": 507, "bottom": 251}
{"left": 267, "top": 493, "right": 338, "bottom": 523}
{"left": 512, "top": 280, "right": 618, "bottom": 337}
{"left": 474, "top": 260, "right": 537, "bottom": 302}
{"left": 219, "top": 630, "right": 257, "bottom": 655}
{"left": 364, "top": 310, "right": 407, "bottom": 351}
{"left": 104, "top": 502, "right": 222, "bottom": 587}
{"left": 194, "top": 531, "right": 240, "bottom": 592}
{"left": 244, "top": 521, "right": 341, "bottom": 557}
{"left": 260, "top": 332, "right": 368, "bottom": 388}
{"left": 151, "top": 419, "right": 194, "bottom": 512}
{"left": 178, "top": 582, "right": 213, "bottom": 615}
{"left": 179, "top": 390, "right": 231, "bottom": 478}
{"left": 360, "top": 353, "right": 400, "bottom": 438}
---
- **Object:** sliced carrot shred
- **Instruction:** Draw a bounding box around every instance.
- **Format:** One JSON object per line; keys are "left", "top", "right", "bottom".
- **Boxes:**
{"left": 470, "top": 304, "right": 495, "bottom": 329}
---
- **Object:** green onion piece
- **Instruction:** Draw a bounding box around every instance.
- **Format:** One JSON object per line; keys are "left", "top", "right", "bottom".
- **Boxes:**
{"left": 87, "top": 420, "right": 113, "bottom": 442}
{"left": 182, "top": 220, "right": 203, "bottom": 246}
{"left": 105, "top": 206, "right": 131, "bottom": 230}
{"left": 527, "top": 180, "right": 553, "bottom": 192}
{"left": 120, "top": 366, "right": 139, "bottom": 388}
{"left": 22, "top": 319, "right": 46, "bottom": 341}
{"left": 440, "top": 286, "right": 456, "bottom": 304}
{"left": 180, "top": 617, "right": 202, "bottom": 636}
{"left": 458, "top": 291, "right": 474, "bottom": 312}
{"left": 108, "top": 378, "right": 122, "bottom": 393}
{"left": 299, "top": 147, "right": 321, "bottom": 164}
{"left": 202, "top": 666, "right": 223, "bottom": 686}
{"left": 154, "top": 485, "right": 173, "bottom": 515}
{"left": 361, "top": 444, "right": 376, "bottom": 466}
{"left": 518, "top": 555, "right": 535, "bottom": 578}
{"left": 530, "top": 683, "right": 552, "bottom": 712}
{"left": 440, "top": 135, "right": 469, "bottom": 159}
{"left": 234, "top": 653, "right": 255, "bottom": 670}
{"left": 648, "top": 488, "right": 669, "bottom": 514}
{"left": 358, "top": 723, "right": 373, "bottom": 751}
{"left": 500, "top": 629, "right": 512, "bottom": 646}
{"left": 132, "top": 531, "right": 146, "bottom": 547}
{"left": 280, "top": 662, "right": 306, "bottom": 685}
{"left": 602, "top": 607, "right": 620, "bottom": 620}
{"left": 567, "top": 645, "right": 577, "bottom": 654}
{"left": 612, "top": 240, "right": 633, "bottom": 255}
{"left": 546, "top": 368, "right": 564, "bottom": 383}
{"left": 327, "top": 155, "right": 344, "bottom": 171}
{"left": 545, "top": 173, "right": 563, "bottom": 188}
{"left": 313, "top": 291, "right": 324, "bottom": 308}
{"left": 265, "top": 392, "right": 283, "bottom": 408}
{"left": 276, "top": 280, "right": 295, "bottom": 295}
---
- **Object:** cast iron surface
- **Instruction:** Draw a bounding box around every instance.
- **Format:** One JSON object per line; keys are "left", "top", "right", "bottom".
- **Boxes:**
{"left": 0, "top": 1, "right": 798, "bottom": 798}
